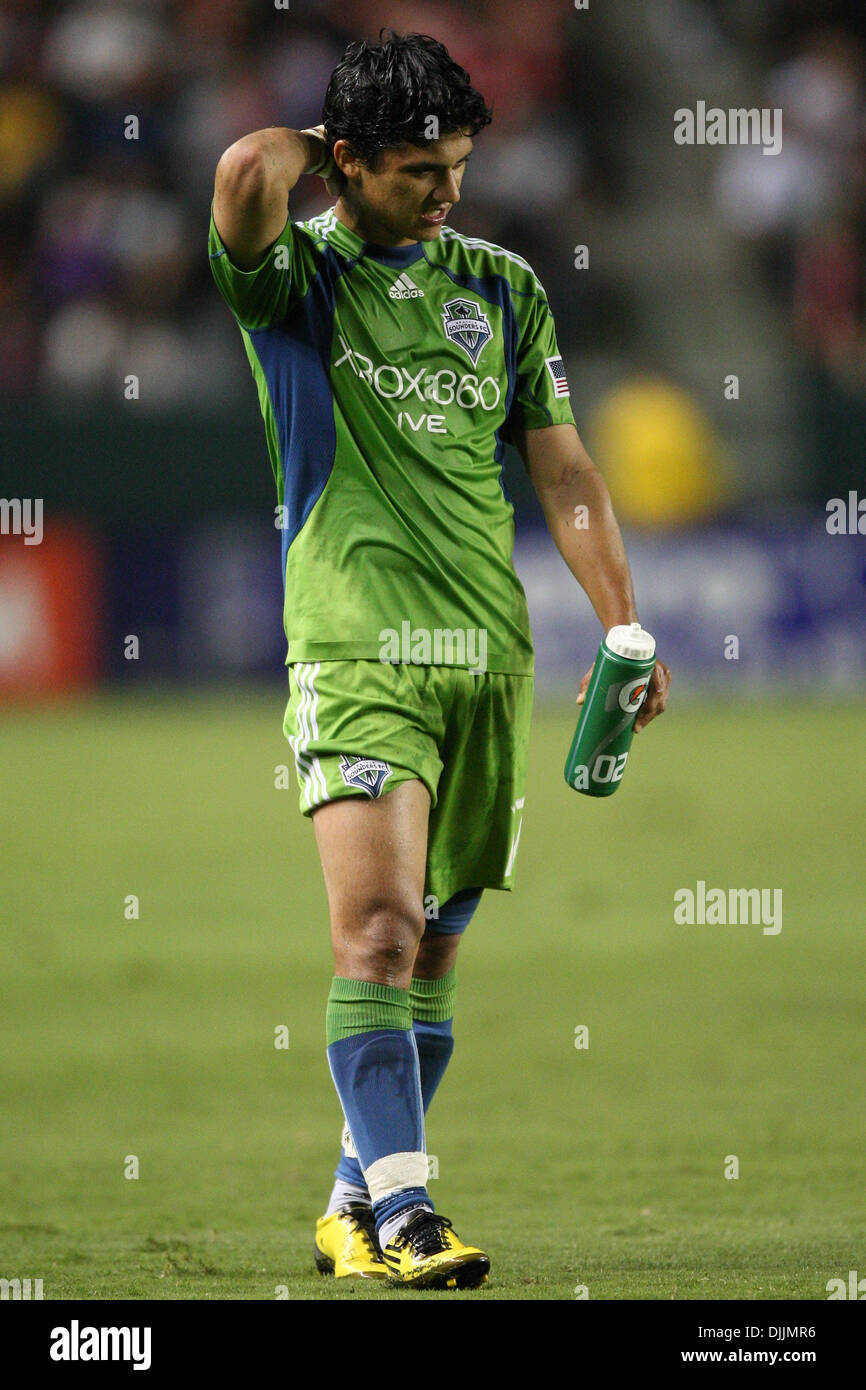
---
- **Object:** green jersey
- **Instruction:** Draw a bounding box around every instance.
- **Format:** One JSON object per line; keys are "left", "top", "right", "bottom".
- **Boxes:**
{"left": 208, "top": 203, "right": 575, "bottom": 675}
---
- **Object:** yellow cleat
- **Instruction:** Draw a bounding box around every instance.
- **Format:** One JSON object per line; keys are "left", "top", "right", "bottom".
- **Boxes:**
{"left": 381, "top": 1210, "right": 490, "bottom": 1289}
{"left": 314, "top": 1204, "right": 390, "bottom": 1279}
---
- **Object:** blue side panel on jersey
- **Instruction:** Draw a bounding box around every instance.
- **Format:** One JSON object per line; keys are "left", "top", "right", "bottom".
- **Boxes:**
{"left": 247, "top": 244, "right": 348, "bottom": 587}
{"left": 494, "top": 423, "right": 512, "bottom": 504}
{"left": 422, "top": 262, "right": 521, "bottom": 500}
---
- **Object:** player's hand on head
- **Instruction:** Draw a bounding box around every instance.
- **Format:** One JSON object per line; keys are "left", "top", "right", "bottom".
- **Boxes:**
{"left": 633, "top": 658, "right": 671, "bottom": 733}
{"left": 301, "top": 124, "right": 344, "bottom": 197}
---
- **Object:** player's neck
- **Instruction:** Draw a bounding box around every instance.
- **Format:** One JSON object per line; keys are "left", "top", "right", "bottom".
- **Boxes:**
{"left": 334, "top": 196, "right": 418, "bottom": 249}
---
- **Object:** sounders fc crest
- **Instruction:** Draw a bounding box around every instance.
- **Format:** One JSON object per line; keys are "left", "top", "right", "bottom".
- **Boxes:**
{"left": 441, "top": 297, "right": 492, "bottom": 366}
{"left": 339, "top": 755, "right": 393, "bottom": 798}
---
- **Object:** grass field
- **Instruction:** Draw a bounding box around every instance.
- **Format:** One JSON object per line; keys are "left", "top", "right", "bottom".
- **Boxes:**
{"left": 1, "top": 690, "right": 863, "bottom": 1300}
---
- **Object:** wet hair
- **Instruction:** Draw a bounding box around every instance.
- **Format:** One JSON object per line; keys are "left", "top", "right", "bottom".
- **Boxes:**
{"left": 321, "top": 29, "right": 492, "bottom": 168}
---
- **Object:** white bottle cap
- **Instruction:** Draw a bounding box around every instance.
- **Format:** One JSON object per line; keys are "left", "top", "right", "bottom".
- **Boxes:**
{"left": 605, "top": 621, "right": 656, "bottom": 660}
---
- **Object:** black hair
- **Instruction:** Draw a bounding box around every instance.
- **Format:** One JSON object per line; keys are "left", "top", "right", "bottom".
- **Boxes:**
{"left": 321, "top": 30, "right": 492, "bottom": 168}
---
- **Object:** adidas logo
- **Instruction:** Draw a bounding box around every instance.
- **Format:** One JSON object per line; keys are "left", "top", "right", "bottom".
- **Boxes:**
{"left": 388, "top": 273, "right": 424, "bottom": 300}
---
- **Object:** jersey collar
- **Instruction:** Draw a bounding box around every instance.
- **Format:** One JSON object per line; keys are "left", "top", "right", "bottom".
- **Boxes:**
{"left": 325, "top": 210, "right": 428, "bottom": 267}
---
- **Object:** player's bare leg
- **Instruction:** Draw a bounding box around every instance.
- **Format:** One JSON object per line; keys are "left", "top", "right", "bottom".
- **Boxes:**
{"left": 311, "top": 779, "right": 429, "bottom": 1277}
{"left": 313, "top": 778, "right": 431, "bottom": 989}
{"left": 311, "top": 779, "right": 488, "bottom": 1287}
{"left": 412, "top": 930, "right": 460, "bottom": 980}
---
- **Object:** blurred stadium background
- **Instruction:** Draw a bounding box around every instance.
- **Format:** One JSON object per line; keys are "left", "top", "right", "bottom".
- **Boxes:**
{"left": 2, "top": 0, "right": 865, "bottom": 1300}
{"left": 1, "top": 0, "right": 865, "bottom": 695}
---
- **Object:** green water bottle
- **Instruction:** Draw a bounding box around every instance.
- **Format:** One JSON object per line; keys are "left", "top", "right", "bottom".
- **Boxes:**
{"left": 564, "top": 622, "right": 656, "bottom": 797}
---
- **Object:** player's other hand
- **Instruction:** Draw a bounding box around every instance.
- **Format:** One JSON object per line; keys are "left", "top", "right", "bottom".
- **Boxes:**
{"left": 633, "top": 658, "right": 671, "bottom": 732}
{"left": 575, "top": 658, "right": 671, "bottom": 733}
{"left": 300, "top": 125, "right": 344, "bottom": 197}
{"left": 575, "top": 664, "right": 594, "bottom": 708}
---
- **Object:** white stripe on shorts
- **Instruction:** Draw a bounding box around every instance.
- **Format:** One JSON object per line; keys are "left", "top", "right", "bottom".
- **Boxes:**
{"left": 289, "top": 662, "right": 329, "bottom": 808}
{"left": 289, "top": 663, "right": 315, "bottom": 808}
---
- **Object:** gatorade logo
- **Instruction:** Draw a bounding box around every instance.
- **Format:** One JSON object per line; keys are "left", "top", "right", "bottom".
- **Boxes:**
{"left": 618, "top": 676, "right": 650, "bottom": 713}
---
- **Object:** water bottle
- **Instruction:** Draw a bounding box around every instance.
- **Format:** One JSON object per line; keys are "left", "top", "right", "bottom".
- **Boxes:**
{"left": 564, "top": 622, "right": 656, "bottom": 797}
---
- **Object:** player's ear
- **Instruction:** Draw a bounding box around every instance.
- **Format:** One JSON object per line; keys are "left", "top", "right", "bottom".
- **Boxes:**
{"left": 332, "top": 139, "right": 363, "bottom": 182}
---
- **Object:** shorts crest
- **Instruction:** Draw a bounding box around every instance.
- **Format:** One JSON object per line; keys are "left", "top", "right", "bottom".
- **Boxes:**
{"left": 339, "top": 755, "right": 393, "bottom": 797}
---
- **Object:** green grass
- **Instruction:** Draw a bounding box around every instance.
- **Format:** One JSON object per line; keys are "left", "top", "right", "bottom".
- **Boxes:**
{"left": 1, "top": 691, "right": 863, "bottom": 1299}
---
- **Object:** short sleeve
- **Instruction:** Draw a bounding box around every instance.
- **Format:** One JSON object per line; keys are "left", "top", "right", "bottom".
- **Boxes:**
{"left": 208, "top": 201, "right": 315, "bottom": 329}
{"left": 505, "top": 288, "right": 576, "bottom": 435}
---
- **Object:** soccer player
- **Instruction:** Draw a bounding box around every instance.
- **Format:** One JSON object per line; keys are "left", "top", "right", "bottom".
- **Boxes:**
{"left": 209, "top": 31, "right": 670, "bottom": 1290}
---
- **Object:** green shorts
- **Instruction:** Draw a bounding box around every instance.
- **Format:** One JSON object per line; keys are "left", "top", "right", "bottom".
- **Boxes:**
{"left": 283, "top": 660, "right": 533, "bottom": 905}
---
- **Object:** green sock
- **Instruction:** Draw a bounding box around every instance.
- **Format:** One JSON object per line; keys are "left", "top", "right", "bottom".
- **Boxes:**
{"left": 409, "top": 966, "right": 457, "bottom": 1023}
{"left": 325, "top": 976, "right": 413, "bottom": 1046}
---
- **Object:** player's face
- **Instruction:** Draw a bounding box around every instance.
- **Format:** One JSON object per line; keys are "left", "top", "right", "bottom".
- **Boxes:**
{"left": 335, "top": 131, "right": 473, "bottom": 246}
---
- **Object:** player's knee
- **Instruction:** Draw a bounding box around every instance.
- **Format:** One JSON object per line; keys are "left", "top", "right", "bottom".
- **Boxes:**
{"left": 340, "top": 900, "right": 425, "bottom": 980}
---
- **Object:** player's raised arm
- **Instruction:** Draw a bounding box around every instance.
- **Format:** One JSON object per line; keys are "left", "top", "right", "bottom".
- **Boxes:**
{"left": 514, "top": 420, "right": 671, "bottom": 730}
{"left": 213, "top": 125, "right": 336, "bottom": 270}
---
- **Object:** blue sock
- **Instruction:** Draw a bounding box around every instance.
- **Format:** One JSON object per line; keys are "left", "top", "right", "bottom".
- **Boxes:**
{"left": 333, "top": 1016, "right": 454, "bottom": 1187}
{"left": 329, "top": 893, "right": 482, "bottom": 1209}
{"left": 413, "top": 1017, "right": 454, "bottom": 1108}
{"left": 327, "top": 1029, "right": 432, "bottom": 1233}
{"left": 334, "top": 1019, "right": 455, "bottom": 1186}
{"left": 326, "top": 977, "right": 430, "bottom": 1231}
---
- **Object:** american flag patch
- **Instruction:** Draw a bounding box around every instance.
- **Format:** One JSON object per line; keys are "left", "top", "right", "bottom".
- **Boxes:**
{"left": 545, "top": 355, "right": 570, "bottom": 397}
